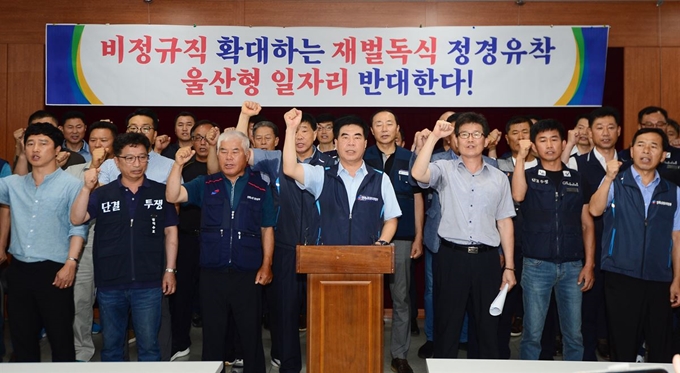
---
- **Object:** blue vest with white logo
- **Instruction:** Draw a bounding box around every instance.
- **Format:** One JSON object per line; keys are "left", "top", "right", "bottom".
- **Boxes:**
{"left": 92, "top": 179, "right": 167, "bottom": 288}
{"left": 602, "top": 167, "right": 677, "bottom": 282}
{"left": 520, "top": 165, "right": 585, "bottom": 263}
{"left": 364, "top": 145, "right": 416, "bottom": 240}
{"left": 317, "top": 164, "right": 384, "bottom": 245}
{"left": 199, "top": 172, "right": 267, "bottom": 270}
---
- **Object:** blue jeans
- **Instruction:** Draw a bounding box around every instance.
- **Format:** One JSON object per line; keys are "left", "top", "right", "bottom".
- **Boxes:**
{"left": 98, "top": 287, "right": 163, "bottom": 361}
{"left": 520, "top": 258, "right": 584, "bottom": 361}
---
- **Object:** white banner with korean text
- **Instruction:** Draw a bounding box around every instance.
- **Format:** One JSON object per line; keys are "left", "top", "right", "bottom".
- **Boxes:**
{"left": 46, "top": 25, "right": 609, "bottom": 107}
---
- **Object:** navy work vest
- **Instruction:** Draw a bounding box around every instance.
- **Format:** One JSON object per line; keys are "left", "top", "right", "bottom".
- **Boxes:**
{"left": 199, "top": 172, "right": 267, "bottom": 270}
{"left": 275, "top": 150, "right": 334, "bottom": 249}
{"left": 316, "top": 164, "right": 385, "bottom": 245}
{"left": 602, "top": 168, "right": 677, "bottom": 282}
{"left": 364, "top": 146, "right": 416, "bottom": 240}
{"left": 520, "top": 165, "right": 585, "bottom": 263}
{"left": 93, "top": 179, "right": 167, "bottom": 288}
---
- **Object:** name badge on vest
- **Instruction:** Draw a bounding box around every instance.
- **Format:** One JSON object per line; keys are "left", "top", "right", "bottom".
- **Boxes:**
{"left": 398, "top": 169, "right": 409, "bottom": 176}
{"left": 538, "top": 169, "right": 546, "bottom": 176}
{"left": 563, "top": 170, "right": 571, "bottom": 177}
{"left": 667, "top": 153, "right": 671, "bottom": 159}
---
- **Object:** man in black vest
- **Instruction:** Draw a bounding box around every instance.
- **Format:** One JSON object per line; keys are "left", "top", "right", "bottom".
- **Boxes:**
{"left": 166, "top": 130, "right": 276, "bottom": 373}
{"left": 512, "top": 119, "right": 595, "bottom": 361}
{"left": 70, "top": 133, "right": 178, "bottom": 361}
{"left": 365, "top": 110, "right": 423, "bottom": 373}
{"left": 590, "top": 128, "right": 680, "bottom": 363}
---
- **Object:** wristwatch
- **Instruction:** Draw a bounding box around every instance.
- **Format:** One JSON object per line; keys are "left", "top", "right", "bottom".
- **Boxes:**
{"left": 376, "top": 240, "right": 390, "bottom": 246}
{"left": 165, "top": 268, "right": 177, "bottom": 273}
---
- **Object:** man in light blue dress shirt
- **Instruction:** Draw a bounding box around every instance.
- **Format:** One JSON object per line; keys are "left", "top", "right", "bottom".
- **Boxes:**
{"left": 0, "top": 123, "right": 88, "bottom": 362}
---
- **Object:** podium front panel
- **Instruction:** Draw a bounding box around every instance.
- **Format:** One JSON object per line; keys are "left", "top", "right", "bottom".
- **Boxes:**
{"left": 307, "top": 273, "right": 384, "bottom": 373}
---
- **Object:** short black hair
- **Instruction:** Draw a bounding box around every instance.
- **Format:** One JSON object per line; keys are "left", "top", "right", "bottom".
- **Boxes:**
{"left": 631, "top": 128, "right": 669, "bottom": 151}
{"left": 24, "top": 122, "right": 64, "bottom": 148}
{"left": 253, "top": 121, "right": 279, "bottom": 138}
{"left": 191, "top": 120, "right": 217, "bottom": 136}
{"left": 301, "top": 113, "right": 318, "bottom": 131}
{"left": 454, "top": 112, "right": 490, "bottom": 137}
{"left": 315, "top": 113, "right": 335, "bottom": 125}
{"left": 28, "top": 110, "right": 58, "bottom": 126}
{"left": 371, "top": 109, "right": 399, "bottom": 125}
{"left": 174, "top": 111, "right": 196, "bottom": 124}
{"left": 530, "top": 119, "right": 566, "bottom": 143}
{"left": 249, "top": 114, "right": 267, "bottom": 125}
{"left": 588, "top": 106, "right": 620, "bottom": 128}
{"left": 446, "top": 113, "right": 460, "bottom": 124}
{"left": 638, "top": 106, "right": 668, "bottom": 123}
{"left": 113, "top": 133, "right": 151, "bottom": 156}
{"left": 334, "top": 115, "right": 368, "bottom": 139}
{"left": 505, "top": 116, "right": 533, "bottom": 133}
{"left": 668, "top": 119, "right": 680, "bottom": 135}
{"left": 88, "top": 121, "right": 118, "bottom": 137}
{"left": 61, "top": 111, "right": 86, "bottom": 125}
{"left": 126, "top": 108, "right": 159, "bottom": 131}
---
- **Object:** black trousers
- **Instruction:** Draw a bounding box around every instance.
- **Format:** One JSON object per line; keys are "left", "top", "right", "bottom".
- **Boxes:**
{"left": 169, "top": 232, "right": 201, "bottom": 353}
{"left": 7, "top": 259, "right": 75, "bottom": 362}
{"left": 268, "top": 245, "right": 302, "bottom": 372}
{"left": 605, "top": 271, "right": 673, "bottom": 363}
{"left": 433, "top": 244, "right": 501, "bottom": 359}
{"left": 581, "top": 264, "right": 607, "bottom": 360}
{"left": 200, "top": 268, "right": 265, "bottom": 373}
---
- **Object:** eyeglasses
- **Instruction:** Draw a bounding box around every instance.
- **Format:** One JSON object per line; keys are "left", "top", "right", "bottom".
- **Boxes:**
{"left": 192, "top": 135, "right": 207, "bottom": 142}
{"left": 317, "top": 125, "right": 333, "bottom": 132}
{"left": 458, "top": 131, "right": 484, "bottom": 139}
{"left": 640, "top": 121, "right": 667, "bottom": 128}
{"left": 127, "top": 125, "right": 153, "bottom": 134}
{"left": 117, "top": 154, "right": 149, "bottom": 164}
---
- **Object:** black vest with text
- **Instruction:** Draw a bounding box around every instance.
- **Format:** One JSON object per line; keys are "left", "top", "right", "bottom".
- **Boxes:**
{"left": 93, "top": 179, "right": 167, "bottom": 288}
{"left": 520, "top": 164, "right": 585, "bottom": 263}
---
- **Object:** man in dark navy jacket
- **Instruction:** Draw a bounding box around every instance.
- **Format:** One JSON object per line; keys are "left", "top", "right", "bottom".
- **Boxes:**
{"left": 364, "top": 110, "right": 423, "bottom": 373}
{"left": 167, "top": 130, "right": 275, "bottom": 373}
{"left": 70, "top": 133, "right": 178, "bottom": 361}
{"left": 590, "top": 128, "right": 680, "bottom": 363}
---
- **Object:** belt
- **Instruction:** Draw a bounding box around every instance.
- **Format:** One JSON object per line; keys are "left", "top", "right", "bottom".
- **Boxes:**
{"left": 440, "top": 239, "right": 494, "bottom": 254}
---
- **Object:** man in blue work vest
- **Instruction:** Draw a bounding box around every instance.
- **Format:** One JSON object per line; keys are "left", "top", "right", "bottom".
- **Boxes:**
{"left": 589, "top": 128, "right": 680, "bottom": 363}
{"left": 166, "top": 130, "right": 276, "bottom": 373}
{"left": 282, "top": 108, "right": 401, "bottom": 247}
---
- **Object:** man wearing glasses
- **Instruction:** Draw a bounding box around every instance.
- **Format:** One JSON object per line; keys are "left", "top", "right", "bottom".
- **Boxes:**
{"left": 315, "top": 113, "right": 337, "bottom": 158}
{"left": 98, "top": 109, "right": 176, "bottom": 185}
{"left": 70, "top": 133, "right": 178, "bottom": 361}
{"left": 618, "top": 106, "right": 680, "bottom": 186}
{"left": 96, "top": 108, "right": 178, "bottom": 361}
{"left": 411, "top": 113, "right": 517, "bottom": 359}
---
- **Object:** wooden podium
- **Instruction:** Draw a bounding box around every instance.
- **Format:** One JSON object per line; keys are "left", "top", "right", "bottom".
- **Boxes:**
{"left": 296, "top": 245, "right": 394, "bottom": 373}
